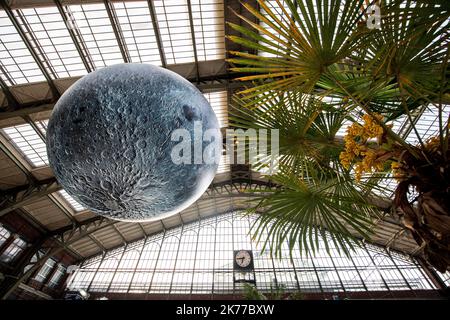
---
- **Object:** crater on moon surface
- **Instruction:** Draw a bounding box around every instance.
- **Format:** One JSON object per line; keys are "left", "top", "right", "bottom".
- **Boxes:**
{"left": 46, "top": 63, "right": 221, "bottom": 222}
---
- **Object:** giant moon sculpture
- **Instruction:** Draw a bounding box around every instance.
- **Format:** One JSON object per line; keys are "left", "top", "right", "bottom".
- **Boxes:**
{"left": 46, "top": 64, "right": 221, "bottom": 222}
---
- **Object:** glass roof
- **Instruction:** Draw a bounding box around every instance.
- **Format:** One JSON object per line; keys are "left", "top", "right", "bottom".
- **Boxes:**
{"left": 0, "top": 10, "right": 46, "bottom": 85}
{"left": 1, "top": 120, "right": 48, "bottom": 167}
{"left": 58, "top": 190, "right": 85, "bottom": 212}
{"left": 0, "top": 0, "right": 226, "bottom": 85}
{"left": 403, "top": 105, "right": 450, "bottom": 144}
{"left": 153, "top": 0, "right": 195, "bottom": 64}
{"left": 68, "top": 3, "right": 124, "bottom": 69}
{"left": 191, "top": 0, "right": 225, "bottom": 61}
{"left": 203, "top": 90, "right": 228, "bottom": 128}
{"left": 112, "top": 1, "right": 162, "bottom": 65}
{"left": 17, "top": 6, "right": 87, "bottom": 78}
{"left": 259, "top": 0, "right": 289, "bottom": 58}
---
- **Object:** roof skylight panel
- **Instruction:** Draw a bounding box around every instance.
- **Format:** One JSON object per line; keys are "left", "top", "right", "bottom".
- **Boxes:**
{"left": 404, "top": 105, "right": 450, "bottom": 145}
{"left": 153, "top": 0, "right": 195, "bottom": 64}
{"left": 259, "top": 0, "right": 289, "bottom": 58}
{"left": 112, "top": 1, "right": 162, "bottom": 65}
{"left": 58, "top": 190, "right": 85, "bottom": 212}
{"left": 217, "top": 153, "right": 230, "bottom": 174}
{"left": 1, "top": 122, "right": 48, "bottom": 167}
{"left": 16, "top": 7, "right": 87, "bottom": 78}
{"left": 69, "top": 3, "right": 124, "bottom": 69}
{"left": 0, "top": 10, "right": 46, "bottom": 85}
{"left": 203, "top": 91, "right": 228, "bottom": 128}
{"left": 190, "top": 0, "right": 225, "bottom": 61}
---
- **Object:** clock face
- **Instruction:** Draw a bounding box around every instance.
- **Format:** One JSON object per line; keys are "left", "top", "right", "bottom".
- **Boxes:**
{"left": 235, "top": 250, "right": 252, "bottom": 268}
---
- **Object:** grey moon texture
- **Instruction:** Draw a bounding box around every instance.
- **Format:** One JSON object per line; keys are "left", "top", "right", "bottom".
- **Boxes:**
{"left": 46, "top": 63, "right": 221, "bottom": 222}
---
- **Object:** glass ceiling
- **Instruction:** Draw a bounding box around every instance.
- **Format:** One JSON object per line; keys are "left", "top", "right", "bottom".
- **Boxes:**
{"left": 0, "top": 0, "right": 447, "bottom": 230}
{"left": 1, "top": 121, "right": 48, "bottom": 167}
{"left": 0, "top": 0, "right": 225, "bottom": 84}
{"left": 69, "top": 3, "right": 124, "bottom": 69}
{"left": 203, "top": 90, "right": 228, "bottom": 128}
{"left": 112, "top": 1, "right": 162, "bottom": 65}
{"left": 58, "top": 190, "right": 85, "bottom": 212}
{"left": 191, "top": 0, "right": 225, "bottom": 61}
{"left": 259, "top": 0, "right": 288, "bottom": 58}
{"left": 153, "top": 0, "right": 195, "bottom": 64}
{"left": 0, "top": 10, "right": 46, "bottom": 85}
{"left": 18, "top": 6, "right": 87, "bottom": 78}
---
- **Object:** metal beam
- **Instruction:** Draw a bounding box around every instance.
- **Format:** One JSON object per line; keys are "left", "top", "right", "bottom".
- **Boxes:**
{"left": 0, "top": 236, "right": 46, "bottom": 299}
{"left": 137, "top": 223, "right": 148, "bottom": 237}
{"left": 17, "top": 283, "right": 52, "bottom": 299}
{"left": 112, "top": 224, "right": 127, "bottom": 244}
{"left": 0, "top": 103, "right": 55, "bottom": 120}
{"left": 0, "top": 136, "right": 36, "bottom": 182}
{"left": 106, "top": 243, "right": 127, "bottom": 292}
{"left": 0, "top": 72, "right": 19, "bottom": 110}
{"left": 147, "top": 0, "right": 167, "bottom": 68}
{"left": 0, "top": 0, "right": 60, "bottom": 99}
{"left": 168, "top": 224, "right": 183, "bottom": 295}
{"left": 416, "top": 258, "right": 448, "bottom": 291}
{"left": 398, "top": 105, "right": 428, "bottom": 140}
{"left": 186, "top": 0, "right": 200, "bottom": 82}
{"left": 126, "top": 236, "right": 147, "bottom": 294}
{"left": 8, "top": 207, "right": 84, "bottom": 261}
{"left": 0, "top": 66, "right": 244, "bottom": 120}
{"left": 22, "top": 115, "right": 46, "bottom": 142}
{"left": 103, "top": 0, "right": 131, "bottom": 63}
{"left": 47, "top": 193, "right": 78, "bottom": 227}
{"left": 0, "top": 217, "right": 117, "bottom": 299}
{"left": 0, "top": 178, "right": 61, "bottom": 217}
{"left": 54, "top": 0, "right": 95, "bottom": 73}
{"left": 89, "top": 234, "right": 107, "bottom": 251}
{"left": 49, "top": 215, "right": 103, "bottom": 237}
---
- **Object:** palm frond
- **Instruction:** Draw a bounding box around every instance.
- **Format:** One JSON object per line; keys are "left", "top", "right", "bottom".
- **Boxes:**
{"left": 248, "top": 166, "right": 380, "bottom": 259}
{"left": 229, "top": 89, "right": 347, "bottom": 175}
{"left": 227, "top": 0, "right": 374, "bottom": 97}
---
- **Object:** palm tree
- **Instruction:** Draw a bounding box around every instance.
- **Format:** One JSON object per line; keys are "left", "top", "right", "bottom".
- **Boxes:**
{"left": 226, "top": 0, "right": 450, "bottom": 271}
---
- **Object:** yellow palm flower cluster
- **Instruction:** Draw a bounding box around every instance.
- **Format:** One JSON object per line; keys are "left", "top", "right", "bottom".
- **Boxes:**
{"left": 362, "top": 114, "right": 384, "bottom": 140}
{"left": 423, "top": 136, "right": 441, "bottom": 154}
{"left": 391, "top": 161, "right": 404, "bottom": 180}
{"left": 339, "top": 113, "right": 386, "bottom": 181}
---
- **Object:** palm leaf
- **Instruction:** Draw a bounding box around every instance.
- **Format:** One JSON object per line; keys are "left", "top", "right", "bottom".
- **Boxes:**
{"left": 229, "top": 89, "right": 347, "bottom": 174}
{"left": 227, "top": 0, "right": 374, "bottom": 97}
{"left": 248, "top": 166, "right": 380, "bottom": 258}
